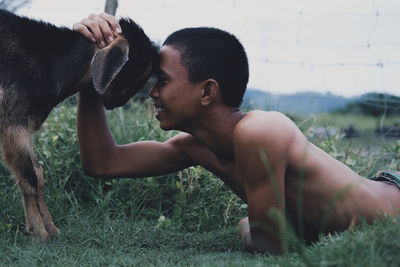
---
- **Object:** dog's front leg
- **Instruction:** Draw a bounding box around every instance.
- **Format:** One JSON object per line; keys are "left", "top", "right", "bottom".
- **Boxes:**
{"left": 33, "top": 156, "right": 61, "bottom": 237}
{"left": 1, "top": 125, "right": 59, "bottom": 241}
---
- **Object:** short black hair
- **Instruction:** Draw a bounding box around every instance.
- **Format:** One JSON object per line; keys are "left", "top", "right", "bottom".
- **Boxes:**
{"left": 163, "top": 27, "right": 249, "bottom": 108}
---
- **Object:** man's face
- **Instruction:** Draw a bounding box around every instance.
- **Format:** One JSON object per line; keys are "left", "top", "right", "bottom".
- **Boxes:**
{"left": 150, "top": 45, "right": 203, "bottom": 131}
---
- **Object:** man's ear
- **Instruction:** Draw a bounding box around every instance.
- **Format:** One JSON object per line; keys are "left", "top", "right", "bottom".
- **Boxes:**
{"left": 200, "top": 79, "right": 219, "bottom": 106}
{"left": 90, "top": 38, "right": 130, "bottom": 95}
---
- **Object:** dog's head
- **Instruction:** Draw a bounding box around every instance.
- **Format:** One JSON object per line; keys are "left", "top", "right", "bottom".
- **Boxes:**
{"left": 90, "top": 18, "right": 158, "bottom": 109}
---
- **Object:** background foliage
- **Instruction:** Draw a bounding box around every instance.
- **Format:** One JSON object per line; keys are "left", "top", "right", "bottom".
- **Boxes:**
{"left": 336, "top": 93, "right": 400, "bottom": 117}
{"left": 0, "top": 0, "right": 31, "bottom": 12}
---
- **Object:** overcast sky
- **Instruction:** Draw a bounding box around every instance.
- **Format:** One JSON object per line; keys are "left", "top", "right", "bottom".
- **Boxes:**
{"left": 18, "top": 0, "right": 400, "bottom": 97}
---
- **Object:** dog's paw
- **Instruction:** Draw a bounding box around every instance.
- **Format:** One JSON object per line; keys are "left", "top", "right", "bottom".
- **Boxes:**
{"left": 30, "top": 228, "right": 49, "bottom": 243}
{"left": 46, "top": 223, "right": 61, "bottom": 237}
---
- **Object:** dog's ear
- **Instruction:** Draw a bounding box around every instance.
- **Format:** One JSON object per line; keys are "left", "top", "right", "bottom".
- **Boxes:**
{"left": 90, "top": 38, "right": 130, "bottom": 95}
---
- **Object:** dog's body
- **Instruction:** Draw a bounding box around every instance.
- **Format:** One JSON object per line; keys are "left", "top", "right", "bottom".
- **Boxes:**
{"left": 0, "top": 9, "right": 157, "bottom": 240}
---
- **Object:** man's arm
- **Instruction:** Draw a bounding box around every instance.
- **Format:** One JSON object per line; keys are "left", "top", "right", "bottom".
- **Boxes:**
{"left": 74, "top": 13, "right": 194, "bottom": 178}
{"left": 78, "top": 89, "right": 194, "bottom": 178}
{"left": 235, "top": 111, "right": 292, "bottom": 254}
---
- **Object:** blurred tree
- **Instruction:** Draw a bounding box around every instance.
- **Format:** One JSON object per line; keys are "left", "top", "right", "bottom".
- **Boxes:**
{"left": 0, "top": 0, "right": 31, "bottom": 12}
{"left": 338, "top": 93, "right": 400, "bottom": 117}
{"left": 105, "top": 0, "right": 118, "bottom": 15}
{"left": 357, "top": 93, "right": 400, "bottom": 117}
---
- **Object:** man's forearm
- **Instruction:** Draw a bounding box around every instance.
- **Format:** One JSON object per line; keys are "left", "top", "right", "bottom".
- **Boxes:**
{"left": 77, "top": 89, "right": 116, "bottom": 176}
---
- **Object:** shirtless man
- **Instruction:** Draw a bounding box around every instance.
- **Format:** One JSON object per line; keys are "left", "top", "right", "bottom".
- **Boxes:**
{"left": 73, "top": 13, "right": 400, "bottom": 254}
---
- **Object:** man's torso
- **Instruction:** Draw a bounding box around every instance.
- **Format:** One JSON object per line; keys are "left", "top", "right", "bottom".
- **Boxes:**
{"left": 175, "top": 110, "right": 400, "bottom": 241}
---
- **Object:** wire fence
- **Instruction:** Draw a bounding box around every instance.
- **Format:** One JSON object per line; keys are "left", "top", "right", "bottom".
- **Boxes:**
{"left": 235, "top": 0, "right": 400, "bottom": 108}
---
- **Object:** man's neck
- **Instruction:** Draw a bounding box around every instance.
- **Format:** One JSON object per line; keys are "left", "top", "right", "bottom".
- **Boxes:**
{"left": 184, "top": 105, "right": 245, "bottom": 162}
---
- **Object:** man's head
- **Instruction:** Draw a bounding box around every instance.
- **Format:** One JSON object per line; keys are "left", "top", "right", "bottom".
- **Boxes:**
{"left": 162, "top": 27, "right": 249, "bottom": 108}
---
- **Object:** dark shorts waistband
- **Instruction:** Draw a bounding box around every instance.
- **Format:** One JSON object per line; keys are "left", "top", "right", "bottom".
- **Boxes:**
{"left": 371, "top": 171, "right": 400, "bottom": 189}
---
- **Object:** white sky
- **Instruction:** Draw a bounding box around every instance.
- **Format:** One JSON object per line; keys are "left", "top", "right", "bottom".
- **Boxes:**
{"left": 17, "top": 0, "right": 400, "bottom": 97}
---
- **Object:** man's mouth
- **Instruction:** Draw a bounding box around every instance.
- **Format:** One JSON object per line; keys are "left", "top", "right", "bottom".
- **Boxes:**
{"left": 154, "top": 105, "right": 165, "bottom": 115}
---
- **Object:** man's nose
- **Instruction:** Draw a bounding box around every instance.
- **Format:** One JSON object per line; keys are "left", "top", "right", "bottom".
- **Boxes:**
{"left": 149, "top": 83, "right": 159, "bottom": 98}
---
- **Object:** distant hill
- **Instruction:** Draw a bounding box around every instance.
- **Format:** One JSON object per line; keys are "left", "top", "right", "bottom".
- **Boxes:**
{"left": 242, "top": 89, "right": 355, "bottom": 115}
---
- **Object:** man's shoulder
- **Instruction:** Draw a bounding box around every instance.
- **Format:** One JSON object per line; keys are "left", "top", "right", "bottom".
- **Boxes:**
{"left": 233, "top": 110, "right": 298, "bottom": 161}
{"left": 166, "top": 132, "right": 198, "bottom": 148}
{"left": 234, "top": 110, "right": 293, "bottom": 140}
{"left": 167, "top": 132, "right": 212, "bottom": 155}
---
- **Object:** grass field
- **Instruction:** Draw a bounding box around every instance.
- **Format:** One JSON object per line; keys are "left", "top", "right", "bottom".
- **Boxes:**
{"left": 1, "top": 98, "right": 399, "bottom": 266}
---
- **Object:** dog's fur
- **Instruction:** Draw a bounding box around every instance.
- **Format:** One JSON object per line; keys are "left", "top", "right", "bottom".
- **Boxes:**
{"left": 0, "top": 9, "right": 158, "bottom": 241}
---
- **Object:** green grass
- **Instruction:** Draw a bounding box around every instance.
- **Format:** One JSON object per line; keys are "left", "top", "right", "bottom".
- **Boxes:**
{"left": 0, "top": 97, "right": 399, "bottom": 266}
{"left": 1, "top": 213, "right": 400, "bottom": 266}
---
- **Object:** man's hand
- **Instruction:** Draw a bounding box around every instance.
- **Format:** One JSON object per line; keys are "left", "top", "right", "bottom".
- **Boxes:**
{"left": 73, "top": 12, "right": 122, "bottom": 48}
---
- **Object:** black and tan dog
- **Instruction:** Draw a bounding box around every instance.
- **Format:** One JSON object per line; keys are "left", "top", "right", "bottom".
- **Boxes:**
{"left": 0, "top": 9, "right": 158, "bottom": 241}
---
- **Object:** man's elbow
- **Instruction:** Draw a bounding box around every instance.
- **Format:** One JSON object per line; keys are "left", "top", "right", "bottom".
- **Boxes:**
{"left": 82, "top": 167, "right": 101, "bottom": 178}
{"left": 82, "top": 164, "right": 101, "bottom": 178}
{"left": 81, "top": 158, "right": 109, "bottom": 178}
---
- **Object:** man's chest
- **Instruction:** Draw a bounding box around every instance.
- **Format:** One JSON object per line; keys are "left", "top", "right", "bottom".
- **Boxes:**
{"left": 191, "top": 149, "right": 246, "bottom": 201}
